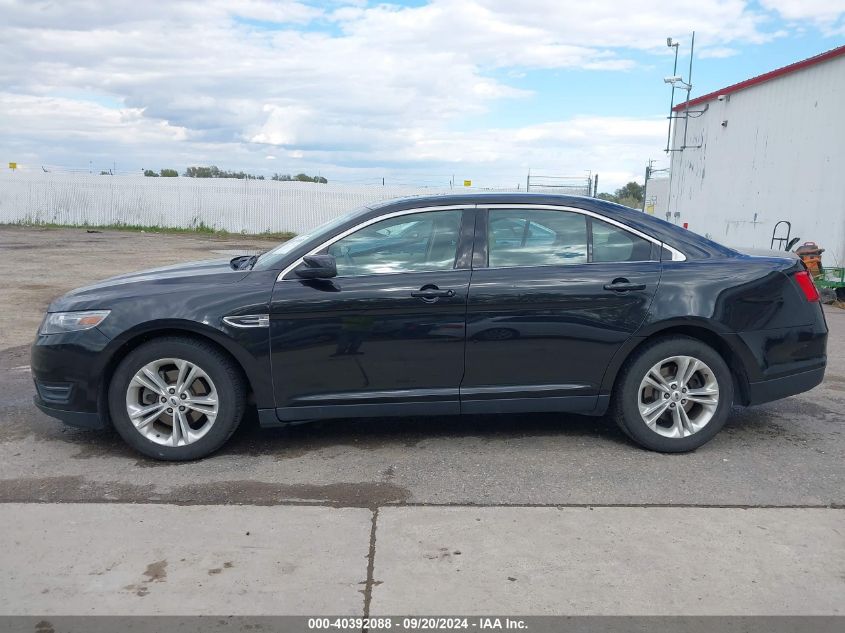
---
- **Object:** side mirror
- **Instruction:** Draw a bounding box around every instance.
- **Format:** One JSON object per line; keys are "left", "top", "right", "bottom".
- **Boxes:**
{"left": 295, "top": 254, "right": 337, "bottom": 279}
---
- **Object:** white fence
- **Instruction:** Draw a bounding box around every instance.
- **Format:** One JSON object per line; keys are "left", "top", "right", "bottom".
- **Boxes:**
{"left": 0, "top": 173, "right": 521, "bottom": 235}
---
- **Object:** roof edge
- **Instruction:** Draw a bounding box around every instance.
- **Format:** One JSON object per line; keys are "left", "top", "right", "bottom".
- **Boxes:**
{"left": 672, "top": 44, "right": 845, "bottom": 112}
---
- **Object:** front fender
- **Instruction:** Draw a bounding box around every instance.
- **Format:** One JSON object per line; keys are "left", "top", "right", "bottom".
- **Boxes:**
{"left": 101, "top": 318, "right": 273, "bottom": 406}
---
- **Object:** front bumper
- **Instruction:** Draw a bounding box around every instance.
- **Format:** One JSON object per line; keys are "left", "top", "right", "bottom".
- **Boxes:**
{"left": 33, "top": 398, "right": 106, "bottom": 429}
{"left": 30, "top": 327, "right": 112, "bottom": 430}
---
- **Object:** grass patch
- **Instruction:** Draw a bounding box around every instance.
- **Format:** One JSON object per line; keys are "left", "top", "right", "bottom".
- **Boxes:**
{"left": 2, "top": 220, "right": 295, "bottom": 241}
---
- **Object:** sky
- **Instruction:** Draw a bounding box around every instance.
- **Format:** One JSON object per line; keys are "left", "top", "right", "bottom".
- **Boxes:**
{"left": 1, "top": 0, "right": 843, "bottom": 192}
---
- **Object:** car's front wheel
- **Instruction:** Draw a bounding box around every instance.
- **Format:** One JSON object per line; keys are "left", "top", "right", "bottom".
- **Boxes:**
{"left": 611, "top": 336, "right": 733, "bottom": 452}
{"left": 108, "top": 336, "right": 246, "bottom": 460}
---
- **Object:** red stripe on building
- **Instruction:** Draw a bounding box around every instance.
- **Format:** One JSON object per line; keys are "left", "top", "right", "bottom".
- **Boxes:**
{"left": 672, "top": 44, "right": 845, "bottom": 112}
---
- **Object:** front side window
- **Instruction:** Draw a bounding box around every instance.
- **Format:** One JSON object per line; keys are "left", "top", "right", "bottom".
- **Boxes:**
{"left": 488, "top": 209, "right": 588, "bottom": 267}
{"left": 253, "top": 205, "right": 369, "bottom": 271}
{"left": 327, "top": 209, "right": 463, "bottom": 277}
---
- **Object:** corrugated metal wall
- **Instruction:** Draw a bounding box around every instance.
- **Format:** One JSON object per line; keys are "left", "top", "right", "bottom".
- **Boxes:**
{"left": 0, "top": 174, "right": 522, "bottom": 235}
{"left": 667, "top": 53, "right": 845, "bottom": 266}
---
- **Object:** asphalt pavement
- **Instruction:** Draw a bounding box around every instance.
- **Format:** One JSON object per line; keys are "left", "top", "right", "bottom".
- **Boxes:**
{"left": 1, "top": 227, "right": 843, "bottom": 616}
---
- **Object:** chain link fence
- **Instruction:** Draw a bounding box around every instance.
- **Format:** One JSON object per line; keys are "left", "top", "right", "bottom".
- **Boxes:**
{"left": 526, "top": 173, "right": 593, "bottom": 196}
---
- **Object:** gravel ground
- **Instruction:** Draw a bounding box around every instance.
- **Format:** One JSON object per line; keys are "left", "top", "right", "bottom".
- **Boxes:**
{"left": 1, "top": 226, "right": 842, "bottom": 508}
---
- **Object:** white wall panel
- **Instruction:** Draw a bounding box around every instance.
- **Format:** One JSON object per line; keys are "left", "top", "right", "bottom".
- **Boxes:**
{"left": 667, "top": 54, "right": 845, "bottom": 265}
{"left": 0, "top": 175, "right": 518, "bottom": 235}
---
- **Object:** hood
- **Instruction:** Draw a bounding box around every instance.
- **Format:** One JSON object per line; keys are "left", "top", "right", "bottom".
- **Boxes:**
{"left": 51, "top": 258, "right": 250, "bottom": 311}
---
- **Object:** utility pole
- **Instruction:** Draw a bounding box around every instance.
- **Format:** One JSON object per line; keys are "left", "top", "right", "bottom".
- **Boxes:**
{"left": 664, "top": 32, "right": 697, "bottom": 153}
{"left": 663, "top": 31, "right": 699, "bottom": 220}
{"left": 681, "top": 31, "right": 696, "bottom": 150}
{"left": 664, "top": 38, "right": 680, "bottom": 153}
{"left": 641, "top": 161, "right": 652, "bottom": 211}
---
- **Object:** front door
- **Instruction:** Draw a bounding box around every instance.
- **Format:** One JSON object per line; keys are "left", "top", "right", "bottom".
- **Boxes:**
{"left": 462, "top": 206, "right": 662, "bottom": 414}
{"left": 270, "top": 207, "right": 474, "bottom": 421}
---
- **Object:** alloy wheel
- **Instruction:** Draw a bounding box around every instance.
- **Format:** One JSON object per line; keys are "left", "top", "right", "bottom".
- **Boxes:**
{"left": 637, "top": 355, "right": 719, "bottom": 438}
{"left": 125, "top": 358, "right": 219, "bottom": 447}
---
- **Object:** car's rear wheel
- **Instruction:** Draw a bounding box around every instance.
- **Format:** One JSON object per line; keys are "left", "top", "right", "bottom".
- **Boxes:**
{"left": 108, "top": 336, "right": 245, "bottom": 460}
{"left": 611, "top": 336, "right": 733, "bottom": 452}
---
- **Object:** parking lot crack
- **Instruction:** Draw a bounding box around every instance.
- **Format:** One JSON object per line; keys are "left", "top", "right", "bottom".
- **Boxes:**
{"left": 361, "top": 507, "right": 380, "bottom": 627}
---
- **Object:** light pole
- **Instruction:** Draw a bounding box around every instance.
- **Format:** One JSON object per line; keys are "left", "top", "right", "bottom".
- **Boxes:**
{"left": 662, "top": 32, "right": 699, "bottom": 220}
{"left": 664, "top": 37, "right": 680, "bottom": 153}
{"left": 663, "top": 32, "right": 696, "bottom": 152}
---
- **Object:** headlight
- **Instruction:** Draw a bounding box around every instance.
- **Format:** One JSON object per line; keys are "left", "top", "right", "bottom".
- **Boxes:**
{"left": 40, "top": 310, "right": 111, "bottom": 334}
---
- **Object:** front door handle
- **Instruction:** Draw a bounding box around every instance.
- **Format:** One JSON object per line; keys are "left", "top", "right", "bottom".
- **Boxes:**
{"left": 603, "top": 279, "right": 646, "bottom": 292}
{"left": 411, "top": 286, "right": 455, "bottom": 301}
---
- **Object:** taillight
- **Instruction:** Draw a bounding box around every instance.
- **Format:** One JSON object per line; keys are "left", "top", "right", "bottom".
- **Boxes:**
{"left": 793, "top": 271, "right": 820, "bottom": 302}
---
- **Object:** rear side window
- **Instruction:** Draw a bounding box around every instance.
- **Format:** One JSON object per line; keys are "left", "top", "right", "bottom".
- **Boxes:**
{"left": 488, "top": 209, "right": 588, "bottom": 267}
{"left": 591, "top": 218, "right": 655, "bottom": 262}
{"left": 487, "top": 209, "right": 657, "bottom": 267}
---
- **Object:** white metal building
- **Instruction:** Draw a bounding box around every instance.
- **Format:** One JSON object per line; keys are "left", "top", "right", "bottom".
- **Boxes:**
{"left": 667, "top": 45, "right": 845, "bottom": 266}
{"left": 643, "top": 176, "right": 670, "bottom": 217}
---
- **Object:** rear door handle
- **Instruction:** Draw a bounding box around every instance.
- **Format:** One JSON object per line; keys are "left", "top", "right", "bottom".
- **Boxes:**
{"left": 603, "top": 280, "right": 646, "bottom": 292}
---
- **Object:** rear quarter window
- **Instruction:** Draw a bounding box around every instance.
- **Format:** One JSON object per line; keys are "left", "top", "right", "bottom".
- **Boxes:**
{"left": 591, "top": 218, "right": 654, "bottom": 262}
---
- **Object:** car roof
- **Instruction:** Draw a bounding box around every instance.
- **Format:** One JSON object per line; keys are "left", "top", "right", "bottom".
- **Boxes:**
{"left": 368, "top": 192, "right": 593, "bottom": 210}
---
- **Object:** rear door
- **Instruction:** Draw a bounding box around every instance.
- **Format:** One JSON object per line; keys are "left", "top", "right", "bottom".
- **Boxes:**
{"left": 462, "top": 205, "right": 661, "bottom": 413}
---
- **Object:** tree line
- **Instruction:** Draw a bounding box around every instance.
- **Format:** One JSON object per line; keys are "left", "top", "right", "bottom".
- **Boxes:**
{"left": 596, "top": 181, "right": 643, "bottom": 209}
{"left": 143, "top": 169, "right": 179, "bottom": 177}
{"left": 142, "top": 166, "right": 327, "bottom": 183}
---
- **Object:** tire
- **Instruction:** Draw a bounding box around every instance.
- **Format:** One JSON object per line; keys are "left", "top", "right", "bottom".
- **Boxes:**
{"left": 610, "top": 336, "right": 733, "bottom": 452}
{"left": 108, "top": 336, "right": 246, "bottom": 461}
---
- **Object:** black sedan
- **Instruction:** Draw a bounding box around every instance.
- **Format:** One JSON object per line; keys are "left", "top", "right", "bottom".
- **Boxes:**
{"left": 31, "top": 194, "right": 828, "bottom": 460}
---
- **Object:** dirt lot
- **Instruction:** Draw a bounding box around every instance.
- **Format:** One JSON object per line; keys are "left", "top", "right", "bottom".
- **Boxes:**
{"left": 1, "top": 226, "right": 843, "bottom": 617}
{"left": 0, "top": 226, "right": 278, "bottom": 345}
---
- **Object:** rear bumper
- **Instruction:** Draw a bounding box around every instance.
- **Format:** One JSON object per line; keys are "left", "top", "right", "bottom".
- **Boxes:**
{"left": 746, "top": 366, "right": 825, "bottom": 406}
{"left": 733, "top": 313, "right": 827, "bottom": 406}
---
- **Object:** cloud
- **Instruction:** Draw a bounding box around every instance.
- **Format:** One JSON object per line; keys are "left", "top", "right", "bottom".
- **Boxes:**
{"left": 0, "top": 0, "right": 841, "bottom": 189}
{"left": 760, "top": 1, "right": 845, "bottom": 34}
{"left": 0, "top": 93, "right": 189, "bottom": 144}
{"left": 698, "top": 47, "right": 741, "bottom": 59}
{"left": 0, "top": 89, "right": 663, "bottom": 189}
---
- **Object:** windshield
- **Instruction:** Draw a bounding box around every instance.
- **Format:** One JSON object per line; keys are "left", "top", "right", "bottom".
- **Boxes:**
{"left": 252, "top": 205, "right": 370, "bottom": 270}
